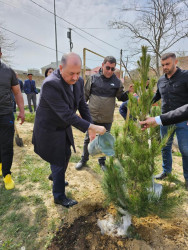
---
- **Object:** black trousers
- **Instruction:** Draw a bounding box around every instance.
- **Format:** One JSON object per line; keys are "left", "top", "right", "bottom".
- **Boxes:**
{"left": 50, "top": 137, "right": 71, "bottom": 200}
{"left": 0, "top": 113, "right": 15, "bottom": 177}
{"left": 81, "top": 122, "right": 112, "bottom": 165}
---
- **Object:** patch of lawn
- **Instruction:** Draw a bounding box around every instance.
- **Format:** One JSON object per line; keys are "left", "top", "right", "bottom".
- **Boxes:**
{"left": 166, "top": 173, "right": 181, "bottom": 184}
{"left": 69, "top": 153, "right": 81, "bottom": 163}
{"left": 0, "top": 189, "right": 47, "bottom": 250}
{"left": 148, "top": 184, "right": 184, "bottom": 218}
{"left": 14, "top": 112, "right": 35, "bottom": 123}
{"left": 22, "top": 155, "right": 51, "bottom": 191}
{"left": 16, "top": 174, "right": 27, "bottom": 184}
{"left": 0, "top": 154, "right": 58, "bottom": 249}
{"left": 172, "top": 151, "right": 182, "bottom": 157}
{"left": 24, "top": 113, "right": 35, "bottom": 123}
{"left": 34, "top": 205, "right": 48, "bottom": 223}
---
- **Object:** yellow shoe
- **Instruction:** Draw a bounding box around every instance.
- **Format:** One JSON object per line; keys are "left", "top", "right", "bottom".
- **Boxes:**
{"left": 0, "top": 163, "right": 2, "bottom": 176}
{"left": 3, "top": 174, "right": 15, "bottom": 190}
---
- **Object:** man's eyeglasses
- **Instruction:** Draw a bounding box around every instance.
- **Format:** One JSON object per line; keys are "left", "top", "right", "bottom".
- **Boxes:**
{"left": 105, "top": 66, "right": 115, "bottom": 71}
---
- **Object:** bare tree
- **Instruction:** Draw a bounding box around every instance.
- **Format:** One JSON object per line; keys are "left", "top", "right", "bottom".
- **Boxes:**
{"left": 0, "top": 23, "right": 15, "bottom": 64}
{"left": 111, "top": 0, "right": 188, "bottom": 77}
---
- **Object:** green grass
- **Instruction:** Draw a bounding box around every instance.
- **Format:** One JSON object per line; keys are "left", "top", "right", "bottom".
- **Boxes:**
{"left": 24, "top": 113, "right": 35, "bottom": 123}
{"left": 16, "top": 106, "right": 36, "bottom": 112}
{"left": 147, "top": 184, "right": 184, "bottom": 218}
{"left": 19, "top": 155, "right": 51, "bottom": 191}
{"left": 172, "top": 151, "right": 182, "bottom": 157}
{"left": 15, "top": 112, "right": 35, "bottom": 123}
{"left": 0, "top": 154, "right": 60, "bottom": 250}
{"left": 69, "top": 153, "right": 81, "bottom": 163}
{"left": 0, "top": 188, "right": 47, "bottom": 250}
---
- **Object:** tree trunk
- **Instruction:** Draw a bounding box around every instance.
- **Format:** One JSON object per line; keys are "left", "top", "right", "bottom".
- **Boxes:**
{"left": 155, "top": 54, "right": 160, "bottom": 78}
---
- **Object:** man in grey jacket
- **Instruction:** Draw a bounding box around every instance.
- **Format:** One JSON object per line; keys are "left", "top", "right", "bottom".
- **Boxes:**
{"left": 76, "top": 56, "right": 133, "bottom": 171}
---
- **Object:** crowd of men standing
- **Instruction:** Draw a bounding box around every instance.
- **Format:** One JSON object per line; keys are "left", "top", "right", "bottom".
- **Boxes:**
{"left": 0, "top": 46, "right": 188, "bottom": 209}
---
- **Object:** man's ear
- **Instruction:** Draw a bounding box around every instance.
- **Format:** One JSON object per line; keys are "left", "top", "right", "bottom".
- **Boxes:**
{"left": 175, "top": 59, "right": 178, "bottom": 65}
{"left": 59, "top": 64, "right": 63, "bottom": 72}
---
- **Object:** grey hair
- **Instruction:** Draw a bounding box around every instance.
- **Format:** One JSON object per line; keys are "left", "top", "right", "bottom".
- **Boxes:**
{"left": 161, "top": 53, "right": 176, "bottom": 61}
{"left": 103, "top": 56, "right": 116, "bottom": 65}
{"left": 61, "top": 52, "right": 82, "bottom": 66}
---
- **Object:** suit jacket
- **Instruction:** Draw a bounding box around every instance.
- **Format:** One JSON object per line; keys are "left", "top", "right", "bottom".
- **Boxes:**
{"left": 160, "top": 104, "right": 188, "bottom": 126}
{"left": 32, "top": 69, "right": 92, "bottom": 165}
{"left": 24, "top": 79, "right": 38, "bottom": 94}
{"left": 18, "top": 79, "right": 24, "bottom": 92}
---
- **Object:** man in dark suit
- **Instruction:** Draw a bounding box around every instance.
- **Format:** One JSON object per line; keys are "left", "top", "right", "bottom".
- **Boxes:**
{"left": 32, "top": 52, "right": 106, "bottom": 208}
{"left": 23, "top": 73, "right": 38, "bottom": 113}
{"left": 140, "top": 104, "right": 188, "bottom": 128}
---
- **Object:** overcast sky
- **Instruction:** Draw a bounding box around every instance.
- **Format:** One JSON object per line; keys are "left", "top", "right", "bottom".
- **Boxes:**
{"left": 0, "top": 0, "right": 187, "bottom": 73}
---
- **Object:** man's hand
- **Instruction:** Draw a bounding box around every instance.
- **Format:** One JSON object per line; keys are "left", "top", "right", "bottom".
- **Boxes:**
{"left": 17, "top": 112, "right": 25, "bottom": 124}
{"left": 12, "top": 85, "right": 25, "bottom": 124}
{"left": 139, "top": 117, "right": 158, "bottom": 130}
{"left": 88, "top": 124, "right": 106, "bottom": 141}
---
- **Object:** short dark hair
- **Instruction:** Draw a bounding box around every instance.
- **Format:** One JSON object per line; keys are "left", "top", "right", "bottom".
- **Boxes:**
{"left": 27, "top": 73, "right": 33, "bottom": 76}
{"left": 45, "top": 67, "right": 54, "bottom": 77}
{"left": 103, "top": 56, "right": 116, "bottom": 65}
{"left": 161, "top": 53, "right": 176, "bottom": 61}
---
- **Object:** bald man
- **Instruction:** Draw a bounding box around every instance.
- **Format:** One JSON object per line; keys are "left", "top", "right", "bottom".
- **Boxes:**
{"left": 32, "top": 53, "right": 106, "bottom": 208}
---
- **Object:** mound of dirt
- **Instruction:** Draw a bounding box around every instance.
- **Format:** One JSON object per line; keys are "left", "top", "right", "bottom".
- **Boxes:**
{"left": 48, "top": 200, "right": 188, "bottom": 250}
{"left": 48, "top": 204, "right": 149, "bottom": 250}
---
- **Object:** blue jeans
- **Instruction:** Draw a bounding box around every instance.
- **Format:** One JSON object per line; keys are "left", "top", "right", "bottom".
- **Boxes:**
{"left": 160, "top": 121, "right": 188, "bottom": 180}
{"left": 119, "top": 101, "right": 128, "bottom": 119}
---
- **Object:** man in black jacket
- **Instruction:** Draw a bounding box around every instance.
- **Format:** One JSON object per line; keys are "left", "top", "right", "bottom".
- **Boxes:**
{"left": 32, "top": 53, "right": 106, "bottom": 208}
{"left": 151, "top": 52, "right": 188, "bottom": 188}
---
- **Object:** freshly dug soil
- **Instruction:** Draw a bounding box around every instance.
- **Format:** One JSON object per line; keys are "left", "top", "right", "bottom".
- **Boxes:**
{"left": 47, "top": 200, "right": 188, "bottom": 250}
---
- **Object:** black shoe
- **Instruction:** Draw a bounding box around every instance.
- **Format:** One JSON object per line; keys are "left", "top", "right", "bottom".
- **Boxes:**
{"left": 75, "top": 160, "right": 87, "bottom": 170}
{"left": 48, "top": 174, "right": 68, "bottom": 186}
{"left": 185, "top": 180, "right": 188, "bottom": 190}
{"left": 65, "top": 181, "right": 69, "bottom": 186}
{"left": 154, "top": 172, "right": 168, "bottom": 180}
{"left": 99, "top": 164, "right": 107, "bottom": 171}
{"left": 54, "top": 197, "right": 78, "bottom": 208}
{"left": 48, "top": 173, "right": 53, "bottom": 181}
